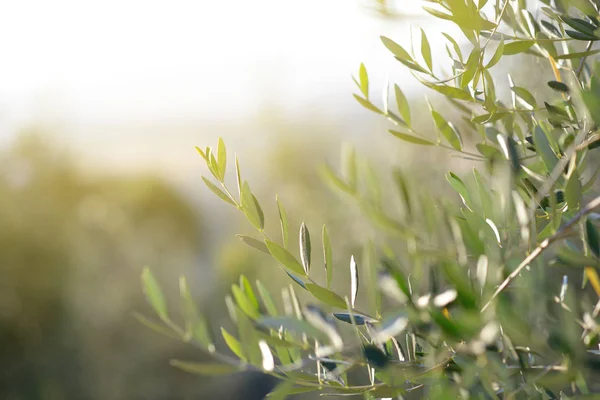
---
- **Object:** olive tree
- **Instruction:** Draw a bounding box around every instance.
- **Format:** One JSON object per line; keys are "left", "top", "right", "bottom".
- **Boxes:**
{"left": 140, "top": 0, "right": 600, "bottom": 397}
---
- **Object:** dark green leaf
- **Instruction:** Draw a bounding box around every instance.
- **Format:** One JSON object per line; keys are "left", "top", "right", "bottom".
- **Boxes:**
{"left": 586, "top": 218, "right": 600, "bottom": 259}
{"left": 547, "top": 81, "right": 569, "bottom": 93}
{"left": 363, "top": 345, "right": 390, "bottom": 369}
{"left": 333, "top": 313, "right": 376, "bottom": 325}
{"left": 565, "top": 171, "right": 582, "bottom": 211}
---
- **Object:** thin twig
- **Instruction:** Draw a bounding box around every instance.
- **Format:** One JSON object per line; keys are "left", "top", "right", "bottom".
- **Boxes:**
{"left": 482, "top": 195, "right": 600, "bottom": 312}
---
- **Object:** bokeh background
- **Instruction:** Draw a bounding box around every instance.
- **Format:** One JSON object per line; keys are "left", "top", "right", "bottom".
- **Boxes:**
{"left": 0, "top": 1, "right": 554, "bottom": 399}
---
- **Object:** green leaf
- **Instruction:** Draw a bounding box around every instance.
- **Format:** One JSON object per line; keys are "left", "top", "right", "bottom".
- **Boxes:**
{"left": 141, "top": 267, "right": 168, "bottom": 321}
{"left": 235, "top": 155, "right": 242, "bottom": 198}
{"left": 202, "top": 176, "right": 236, "bottom": 206}
{"left": 221, "top": 327, "right": 246, "bottom": 361}
{"left": 259, "top": 317, "right": 328, "bottom": 340}
{"left": 350, "top": 255, "right": 359, "bottom": 308}
{"left": 179, "top": 276, "right": 213, "bottom": 349}
{"left": 503, "top": 40, "right": 534, "bottom": 55}
{"left": 359, "top": 63, "right": 369, "bottom": 98}
{"left": 421, "top": 29, "right": 433, "bottom": 71}
{"left": 389, "top": 130, "right": 435, "bottom": 146}
{"left": 299, "top": 222, "right": 311, "bottom": 274}
{"left": 132, "top": 312, "right": 181, "bottom": 340}
{"left": 363, "top": 345, "right": 390, "bottom": 369}
{"left": 446, "top": 172, "right": 472, "bottom": 210}
{"left": 232, "top": 284, "right": 260, "bottom": 320}
{"left": 256, "top": 280, "right": 278, "bottom": 316}
{"left": 306, "top": 283, "right": 347, "bottom": 309}
{"left": 240, "top": 275, "right": 259, "bottom": 310}
{"left": 547, "top": 81, "right": 569, "bottom": 93}
{"left": 485, "top": 39, "right": 504, "bottom": 69}
{"left": 423, "top": 7, "right": 453, "bottom": 22}
{"left": 275, "top": 195, "right": 289, "bottom": 248}
{"left": 511, "top": 86, "right": 537, "bottom": 109}
{"left": 322, "top": 225, "right": 333, "bottom": 288}
{"left": 422, "top": 82, "right": 473, "bottom": 101}
{"left": 432, "top": 110, "right": 463, "bottom": 150}
{"left": 333, "top": 313, "right": 376, "bottom": 325}
{"left": 195, "top": 146, "right": 209, "bottom": 163}
{"left": 394, "top": 84, "right": 411, "bottom": 126}
{"left": 241, "top": 182, "right": 264, "bottom": 230}
{"left": 586, "top": 218, "right": 600, "bottom": 259}
{"left": 236, "top": 235, "right": 269, "bottom": 254}
{"left": 565, "top": 171, "right": 582, "bottom": 211}
{"left": 555, "top": 49, "right": 600, "bottom": 60}
{"left": 381, "top": 36, "right": 412, "bottom": 62}
{"left": 170, "top": 360, "right": 241, "bottom": 376}
{"left": 217, "top": 137, "right": 226, "bottom": 181}
{"left": 461, "top": 47, "right": 481, "bottom": 88}
{"left": 533, "top": 125, "right": 559, "bottom": 173}
{"left": 353, "top": 94, "right": 383, "bottom": 114}
{"left": 266, "top": 240, "right": 307, "bottom": 276}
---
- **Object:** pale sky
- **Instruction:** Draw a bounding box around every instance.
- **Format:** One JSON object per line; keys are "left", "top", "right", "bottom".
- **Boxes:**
{"left": 0, "top": 0, "right": 460, "bottom": 171}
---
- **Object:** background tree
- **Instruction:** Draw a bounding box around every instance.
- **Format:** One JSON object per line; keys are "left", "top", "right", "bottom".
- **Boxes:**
{"left": 141, "top": 0, "right": 600, "bottom": 398}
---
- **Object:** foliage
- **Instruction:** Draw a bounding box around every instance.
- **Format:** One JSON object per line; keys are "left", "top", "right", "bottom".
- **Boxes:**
{"left": 141, "top": 1, "right": 600, "bottom": 398}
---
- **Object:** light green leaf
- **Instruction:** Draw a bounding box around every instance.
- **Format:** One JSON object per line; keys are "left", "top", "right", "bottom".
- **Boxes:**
{"left": 240, "top": 275, "right": 259, "bottom": 310}
{"left": 432, "top": 110, "right": 463, "bottom": 150}
{"left": 266, "top": 240, "right": 307, "bottom": 276}
{"left": 259, "top": 317, "right": 328, "bottom": 340}
{"left": 132, "top": 312, "right": 181, "bottom": 341}
{"left": 236, "top": 235, "right": 269, "bottom": 254}
{"left": 202, "top": 176, "right": 236, "bottom": 206}
{"left": 422, "top": 82, "right": 473, "bottom": 101}
{"left": 217, "top": 137, "right": 226, "bottom": 181}
{"left": 256, "top": 280, "right": 278, "bottom": 316}
{"left": 276, "top": 195, "right": 289, "bottom": 248}
{"left": 511, "top": 86, "right": 537, "bottom": 109}
{"left": 322, "top": 225, "right": 333, "bottom": 289}
{"left": 232, "top": 284, "right": 260, "bottom": 320}
{"left": 555, "top": 49, "right": 600, "bottom": 60}
{"left": 421, "top": 29, "right": 433, "bottom": 71}
{"left": 446, "top": 172, "right": 472, "bottom": 210}
{"left": 389, "top": 130, "right": 435, "bottom": 146}
{"left": 503, "top": 40, "right": 534, "bottom": 55}
{"left": 306, "top": 283, "right": 347, "bottom": 309}
{"left": 179, "top": 276, "right": 213, "bottom": 349}
{"left": 235, "top": 155, "right": 242, "bottom": 199}
{"left": 461, "top": 47, "right": 481, "bottom": 88}
{"left": 486, "top": 38, "right": 504, "bottom": 69}
{"left": 359, "top": 63, "right": 369, "bottom": 98}
{"left": 221, "top": 328, "right": 246, "bottom": 361}
{"left": 381, "top": 36, "right": 412, "bottom": 62}
{"left": 141, "top": 267, "right": 168, "bottom": 321}
{"left": 353, "top": 94, "right": 383, "bottom": 114}
{"left": 394, "top": 84, "right": 411, "bottom": 126}
{"left": 299, "top": 222, "right": 311, "bottom": 275}
{"left": 170, "top": 360, "right": 241, "bottom": 376}
{"left": 241, "top": 181, "right": 264, "bottom": 230}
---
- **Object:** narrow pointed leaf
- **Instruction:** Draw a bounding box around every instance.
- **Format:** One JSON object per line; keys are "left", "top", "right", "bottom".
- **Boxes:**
{"left": 306, "top": 283, "right": 346, "bottom": 309}
{"left": 350, "top": 255, "right": 359, "bottom": 308}
{"left": 202, "top": 176, "right": 236, "bottom": 206}
{"left": 221, "top": 328, "right": 246, "bottom": 361}
{"left": 389, "top": 130, "right": 435, "bottom": 145}
{"left": 322, "top": 225, "right": 333, "bottom": 288}
{"left": 266, "top": 240, "right": 306, "bottom": 276}
{"left": 217, "top": 137, "right": 226, "bottom": 181}
{"left": 241, "top": 182, "right": 264, "bottom": 230}
{"left": 586, "top": 218, "right": 600, "bottom": 259}
{"left": 394, "top": 84, "right": 411, "bottom": 126}
{"left": 299, "top": 222, "right": 311, "bottom": 274}
{"left": 276, "top": 196, "right": 289, "bottom": 248}
{"left": 358, "top": 63, "right": 369, "bottom": 98}
{"left": 141, "top": 267, "right": 168, "bottom": 321}
{"left": 170, "top": 360, "right": 241, "bottom": 376}
{"left": 421, "top": 29, "right": 432, "bottom": 71}
{"left": 236, "top": 235, "right": 269, "bottom": 254}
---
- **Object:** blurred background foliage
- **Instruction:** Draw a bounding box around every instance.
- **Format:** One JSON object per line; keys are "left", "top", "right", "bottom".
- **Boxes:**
{"left": 1, "top": 0, "right": 594, "bottom": 399}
